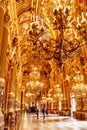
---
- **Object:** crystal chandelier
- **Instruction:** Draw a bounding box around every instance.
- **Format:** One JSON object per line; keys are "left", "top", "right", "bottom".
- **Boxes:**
{"left": 72, "top": 72, "right": 87, "bottom": 95}
{"left": 25, "top": 65, "right": 44, "bottom": 95}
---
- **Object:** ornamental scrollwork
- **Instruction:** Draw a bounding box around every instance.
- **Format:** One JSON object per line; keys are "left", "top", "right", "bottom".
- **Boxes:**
{"left": 4, "top": 9, "right": 10, "bottom": 22}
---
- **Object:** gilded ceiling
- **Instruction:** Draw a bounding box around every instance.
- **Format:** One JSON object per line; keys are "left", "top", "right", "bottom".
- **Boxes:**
{"left": 14, "top": 0, "right": 87, "bottom": 101}
{"left": 17, "top": 0, "right": 54, "bottom": 84}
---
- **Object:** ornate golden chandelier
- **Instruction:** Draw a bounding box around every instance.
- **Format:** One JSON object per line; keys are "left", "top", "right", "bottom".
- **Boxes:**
{"left": 28, "top": 0, "right": 87, "bottom": 67}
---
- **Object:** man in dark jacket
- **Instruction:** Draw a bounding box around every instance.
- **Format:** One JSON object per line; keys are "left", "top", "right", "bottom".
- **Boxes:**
{"left": 42, "top": 108, "right": 45, "bottom": 119}
{"left": 36, "top": 109, "right": 39, "bottom": 119}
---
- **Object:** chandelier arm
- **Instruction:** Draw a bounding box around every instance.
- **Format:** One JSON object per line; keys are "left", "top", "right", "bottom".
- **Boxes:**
{"left": 40, "top": 41, "right": 56, "bottom": 53}
{"left": 63, "top": 39, "right": 81, "bottom": 52}
{"left": 63, "top": 44, "right": 80, "bottom": 52}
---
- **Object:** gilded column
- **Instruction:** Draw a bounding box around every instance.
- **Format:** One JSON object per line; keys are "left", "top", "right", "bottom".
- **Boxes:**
{"left": 0, "top": 78, "right": 5, "bottom": 129}
{"left": 4, "top": 60, "right": 12, "bottom": 125}
{"left": 61, "top": 64, "right": 71, "bottom": 116}
{"left": 0, "top": 6, "right": 4, "bottom": 56}
{"left": 21, "top": 89, "right": 25, "bottom": 111}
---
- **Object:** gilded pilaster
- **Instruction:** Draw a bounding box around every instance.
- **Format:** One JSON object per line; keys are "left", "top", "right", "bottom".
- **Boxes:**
{"left": 60, "top": 64, "right": 71, "bottom": 116}
{"left": 0, "top": 78, "right": 5, "bottom": 129}
{"left": 0, "top": 6, "right": 4, "bottom": 56}
{"left": 0, "top": 27, "right": 8, "bottom": 78}
{"left": 21, "top": 89, "right": 25, "bottom": 111}
{"left": 82, "top": 94, "right": 87, "bottom": 112}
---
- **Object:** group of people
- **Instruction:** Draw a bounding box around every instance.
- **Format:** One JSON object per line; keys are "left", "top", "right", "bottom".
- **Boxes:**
{"left": 36, "top": 107, "right": 48, "bottom": 119}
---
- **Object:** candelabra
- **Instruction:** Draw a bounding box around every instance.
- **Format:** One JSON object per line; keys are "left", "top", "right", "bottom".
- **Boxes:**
{"left": 28, "top": 1, "right": 87, "bottom": 68}
{"left": 74, "top": 12, "right": 87, "bottom": 43}
{"left": 28, "top": 21, "right": 45, "bottom": 57}
{"left": 42, "top": 6, "right": 83, "bottom": 66}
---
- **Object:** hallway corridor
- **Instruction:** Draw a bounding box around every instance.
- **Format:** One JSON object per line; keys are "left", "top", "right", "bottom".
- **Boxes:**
{"left": 7, "top": 113, "right": 87, "bottom": 130}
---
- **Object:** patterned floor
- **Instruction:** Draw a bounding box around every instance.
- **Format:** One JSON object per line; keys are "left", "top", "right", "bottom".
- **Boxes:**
{"left": 7, "top": 113, "right": 87, "bottom": 130}
{"left": 18, "top": 113, "right": 87, "bottom": 130}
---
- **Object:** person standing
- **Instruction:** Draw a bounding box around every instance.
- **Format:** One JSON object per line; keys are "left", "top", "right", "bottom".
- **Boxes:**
{"left": 46, "top": 108, "right": 48, "bottom": 116}
{"left": 36, "top": 108, "right": 39, "bottom": 119}
{"left": 42, "top": 107, "right": 45, "bottom": 119}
